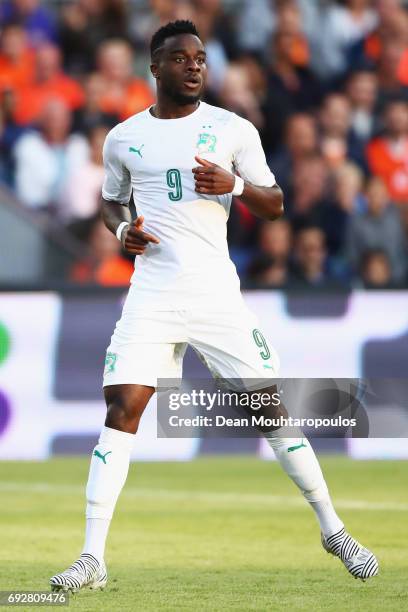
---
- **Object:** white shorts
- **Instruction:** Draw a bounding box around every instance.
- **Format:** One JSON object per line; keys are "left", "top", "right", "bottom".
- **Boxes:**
{"left": 103, "top": 307, "right": 280, "bottom": 389}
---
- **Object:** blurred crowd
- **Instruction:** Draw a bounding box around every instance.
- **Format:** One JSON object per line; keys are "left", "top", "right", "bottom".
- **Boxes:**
{"left": 1, "top": 0, "right": 408, "bottom": 289}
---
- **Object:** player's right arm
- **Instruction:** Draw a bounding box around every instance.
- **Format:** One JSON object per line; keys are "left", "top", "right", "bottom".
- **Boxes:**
{"left": 101, "top": 127, "right": 159, "bottom": 254}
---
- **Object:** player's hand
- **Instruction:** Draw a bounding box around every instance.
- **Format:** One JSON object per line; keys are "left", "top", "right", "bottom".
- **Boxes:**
{"left": 121, "top": 216, "right": 160, "bottom": 255}
{"left": 192, "top": 156, "right": 236, "bottom": 195}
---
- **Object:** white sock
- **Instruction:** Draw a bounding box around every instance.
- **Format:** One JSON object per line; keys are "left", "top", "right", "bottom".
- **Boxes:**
{"left": 83, "top": 518, "right": 110, "bottom": 562}
{"left": 265, "top": 430, "right": 344, "bottom": 537}
{"left": 82, "top": 426, "right": 135, "bottom": 561}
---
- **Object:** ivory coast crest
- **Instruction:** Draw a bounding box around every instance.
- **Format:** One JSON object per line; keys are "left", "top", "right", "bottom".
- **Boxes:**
{"left": 196, "top": 133, "right": 217, "bottom": 153}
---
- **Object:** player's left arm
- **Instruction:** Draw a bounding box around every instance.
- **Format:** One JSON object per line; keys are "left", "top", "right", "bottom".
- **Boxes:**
{"left": 192, "top": 120, "right": 283, "bottom": 220}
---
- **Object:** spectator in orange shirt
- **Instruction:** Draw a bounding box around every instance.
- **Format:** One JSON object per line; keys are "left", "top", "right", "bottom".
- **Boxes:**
{"left": 13, "top": 42, "right": 84, "bottom": 125}
{"left": 376, "top": 38, "right": 408, "bottom": 104}
{"left": 0, "top": 24, "right": 35, "bottom": 94}
{"left": 70, "top": 218, "right": 134, "bottom": 286}
{"left": 366, "top": 98, "right": 408, "bottom": 204}
{"left": 276, "top": 1, "right": 310, "bottom": 68}
{"left": 262, "top": 25, "right": 322, "bottom": 153}
{"left": 364, "top": 0, "right": 408, "bottom": 70}
{"left": 397, "top": 47, "right": 408, "bottom": 87}
{"left": 364, "top": 0, "right": 405, "bottom": 58}
{"left": 96, "top": 39, "right": 155, "bottom": 120}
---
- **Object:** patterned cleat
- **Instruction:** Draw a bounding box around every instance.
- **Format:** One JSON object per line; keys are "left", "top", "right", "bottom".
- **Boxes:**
{"left": 49, "top": 553, "right": 107, "bottom": 593}
{"left": 322, "top": 527, "right": 379, "bottom": 581}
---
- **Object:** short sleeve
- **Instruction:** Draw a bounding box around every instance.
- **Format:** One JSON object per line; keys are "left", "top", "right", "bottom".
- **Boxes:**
{"left": 101, "top": 127, "right": 132, "bottom": 204}
{"left": 233, "top": 118, "right": 276, "bottom": 188}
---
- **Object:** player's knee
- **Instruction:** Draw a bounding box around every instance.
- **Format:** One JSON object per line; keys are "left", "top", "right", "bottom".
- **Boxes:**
{"left": 249, "top": 398, "right": 288, "bottom": 433}
{"left": 105, "top": 397, "right": 143, "bottom": 433}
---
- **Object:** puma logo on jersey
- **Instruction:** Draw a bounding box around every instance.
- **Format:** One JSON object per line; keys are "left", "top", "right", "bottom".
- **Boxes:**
{"left": 93, "top": 450, "right": 112, "bottom": 464}
{"left": 129, "top": 145, "right": 144, "bottom": 158}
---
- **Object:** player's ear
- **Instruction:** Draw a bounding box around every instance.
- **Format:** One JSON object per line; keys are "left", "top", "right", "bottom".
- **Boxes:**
{"left": 150, "top": 62, "right": 159, "bottom": 80}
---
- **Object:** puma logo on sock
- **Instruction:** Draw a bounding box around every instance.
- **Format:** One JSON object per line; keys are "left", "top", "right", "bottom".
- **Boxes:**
{"left": 287, "top": 440, "right": 307, "bottom": 452}
{"left": 93, "top": 450, "right": 112, "bottom": 464}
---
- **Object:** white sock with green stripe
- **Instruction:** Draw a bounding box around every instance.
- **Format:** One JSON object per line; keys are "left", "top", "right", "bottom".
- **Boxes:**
{"left": 265, "top": 431, "right": 344, "bottom": 537}
{"left": 82, "top": 426, "right": 135, "bottom": 561}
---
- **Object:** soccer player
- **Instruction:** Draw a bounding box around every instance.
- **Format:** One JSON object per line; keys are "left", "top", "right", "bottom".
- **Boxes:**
{"left": 50, "top": 21, "right": 378, "bottom": 593}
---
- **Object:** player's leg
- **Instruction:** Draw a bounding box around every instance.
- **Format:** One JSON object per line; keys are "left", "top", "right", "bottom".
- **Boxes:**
{"left": 260, "top": 411, "right": 378, "bottom": 580}
{"left": 83, "top": 384, "right": 154, "bottom": 561}
{"left": 49, "top": 311, "right": 188, "bottom": 592}
{"left": 50, "top": 384, "right": 154, "bottom": 593}
{"left": 188, "top": 307, "right": 378, "bottom": 580}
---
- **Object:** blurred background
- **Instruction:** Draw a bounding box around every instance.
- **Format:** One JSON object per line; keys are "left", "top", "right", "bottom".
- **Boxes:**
{"left": 0, "top": 0, "right": 408, "bottom": 461}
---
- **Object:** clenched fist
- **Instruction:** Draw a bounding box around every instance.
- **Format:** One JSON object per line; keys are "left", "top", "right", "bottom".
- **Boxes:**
{"left": 121, "top": 216, "right": 160, "bottom": 255}
{"left": 192, "top": 156, "right": 236, "bottom": 195}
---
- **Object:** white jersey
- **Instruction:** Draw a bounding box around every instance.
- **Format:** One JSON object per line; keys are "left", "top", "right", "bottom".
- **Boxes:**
{"left": 102, "top": 101, "right": 275, "bottom": 311}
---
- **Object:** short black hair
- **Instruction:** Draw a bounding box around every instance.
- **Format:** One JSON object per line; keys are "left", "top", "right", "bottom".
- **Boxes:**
{"left": 150, "top": 20, "right": 200, "bottom": 58}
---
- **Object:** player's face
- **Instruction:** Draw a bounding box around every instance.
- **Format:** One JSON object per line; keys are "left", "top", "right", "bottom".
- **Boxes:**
{"left": 152, "top": 34, "right": 207, "bottom": 105}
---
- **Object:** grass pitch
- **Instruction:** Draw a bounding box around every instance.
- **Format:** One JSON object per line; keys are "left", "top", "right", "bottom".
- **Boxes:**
{"left": 0, "top": 457, "right": 407, "bottom": 611}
